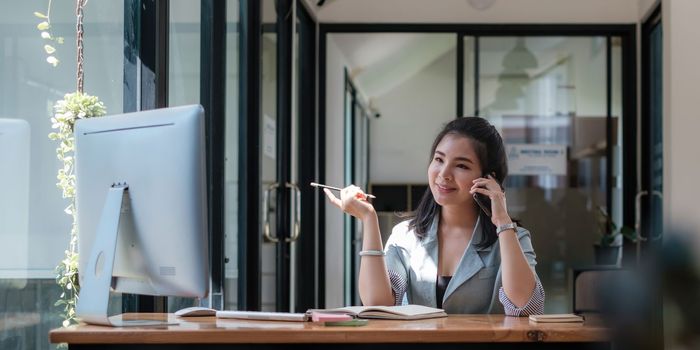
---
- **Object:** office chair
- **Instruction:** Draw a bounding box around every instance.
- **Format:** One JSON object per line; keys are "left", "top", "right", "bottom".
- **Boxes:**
{"left": 572, "top": 266, "right": 623, "bottom": 314}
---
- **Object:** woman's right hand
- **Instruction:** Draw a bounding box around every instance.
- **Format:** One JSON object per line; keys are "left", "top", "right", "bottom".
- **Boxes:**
{"left": 323, "top": 185, "right": 376, "bottom": 221}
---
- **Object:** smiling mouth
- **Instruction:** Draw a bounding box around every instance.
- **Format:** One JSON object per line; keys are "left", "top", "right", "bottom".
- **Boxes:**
{"left": 436, "top": 184, "right": 456, "bottom": 192}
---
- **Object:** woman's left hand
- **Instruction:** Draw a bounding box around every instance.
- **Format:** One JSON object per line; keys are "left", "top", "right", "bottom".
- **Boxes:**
{"left": 470, "top": 175, "right": 512, "bottom": 226}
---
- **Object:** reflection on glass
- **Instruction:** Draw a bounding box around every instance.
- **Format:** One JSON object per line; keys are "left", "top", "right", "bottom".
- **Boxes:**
{"left": 0, "top": 119, "right": 30, "bottom": 287}
{"left": 167, "top": 0, "right": 202, "bottom": 312}
{"left": 224, "top": 1, "right": 241, "bottom": 311}
{"left": 491, "top": 38, "right": 538, "bottom": 111}
{"left": 479, "top": 36, "right": 619, "bottom": 313}
{"left": 169, "top": 0, "right": 201, "bottom": 106}
{"left": 463, "top": 36, "right": 475, "bottom": 116}
{"left": 1, "top": 1, "right": 124, "bottom": 348}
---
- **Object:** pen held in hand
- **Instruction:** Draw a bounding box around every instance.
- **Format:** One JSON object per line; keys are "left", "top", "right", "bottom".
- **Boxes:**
{"left": 310, "top": 182, "right": 376, "bottom": 199}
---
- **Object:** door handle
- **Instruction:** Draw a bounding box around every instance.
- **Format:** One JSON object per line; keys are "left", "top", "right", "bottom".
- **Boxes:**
{"left": 649, "top": 190, "right": 663, "bottom": 241}
{"left": 263, "top": 183, "right": 280, "bottom": 243}
{"left": 285, "top": 182, "right": 301, "bottom": 243}
{"left": 264, "top": 182, "right": 301, "bottom": 243}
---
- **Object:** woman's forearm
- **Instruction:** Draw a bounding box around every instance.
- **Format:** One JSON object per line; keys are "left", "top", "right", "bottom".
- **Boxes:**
{"left": 357, "top": 212, "right": 395, "bottom": 306}
{"left": 498, "top": 228, "right": 536, "bottom": 307}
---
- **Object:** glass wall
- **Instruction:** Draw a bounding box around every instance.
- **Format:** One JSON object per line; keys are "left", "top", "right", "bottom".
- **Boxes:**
{"left": 462, "top": 36, "right": 476, "bottom": 116}
{"left": 169, "top": 0, "right": 201, "bottom": 107}
{"left": 260, "top": 0, "right": 278, "bottom": 311}
{"left": 0, "top": 0, "right": 242, "bottom": 346}
{"left": 167, "top": 0, "right": 203, "bottom": 312}
{"left": 0, "top": 1, "right": 124, "bottom": 349}
{"left": 169, "top": 0, "right": 241, "bottom": 312}
{"left": 474, "top": 36, "right": 622, "bottom": 313}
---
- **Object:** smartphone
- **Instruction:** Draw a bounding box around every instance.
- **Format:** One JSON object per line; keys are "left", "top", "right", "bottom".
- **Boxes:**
{"left": 473, "top": 193, "right": 492, "bottom": 217}
{"left": 473, "top": 172, "right": 494, "bottom": 217}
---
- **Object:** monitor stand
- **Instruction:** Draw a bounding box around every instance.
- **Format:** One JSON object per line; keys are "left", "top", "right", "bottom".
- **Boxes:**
{"left": 75, "top": 184, "right": 175, "bottom": 327}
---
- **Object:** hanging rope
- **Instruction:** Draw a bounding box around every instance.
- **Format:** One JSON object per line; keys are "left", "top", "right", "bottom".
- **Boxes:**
{"left": 75, "top": 0, "right": 86, "bottom": 93}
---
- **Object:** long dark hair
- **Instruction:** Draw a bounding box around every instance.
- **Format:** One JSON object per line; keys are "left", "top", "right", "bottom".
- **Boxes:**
{"left": 406, "top": 117, "right": 508, "bottom": 249}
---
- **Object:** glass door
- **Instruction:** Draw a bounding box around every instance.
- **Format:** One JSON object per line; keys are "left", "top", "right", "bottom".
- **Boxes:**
{"left": 260, "top": 0, "right": 279, "bottom": 311}
{"left": 472, "top": 36, "right": 625, "bottom": 313}
{"left": 224, "top": 0, "right": 241, "bottom": 311}
{"left": 293, "top": 1, "right": 320, "bottom": 312}
{"left": 259, "top": 0, "right": 314, "bottom": 312}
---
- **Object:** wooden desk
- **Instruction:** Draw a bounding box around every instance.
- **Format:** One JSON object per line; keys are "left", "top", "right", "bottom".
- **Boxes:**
{"left": 50, "top": 313, "right": 611, "bottom": 350}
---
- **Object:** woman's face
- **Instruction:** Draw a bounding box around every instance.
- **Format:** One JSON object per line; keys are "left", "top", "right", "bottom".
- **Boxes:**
{"left": 428, "top": 133, "right": 483, "bottom": 208}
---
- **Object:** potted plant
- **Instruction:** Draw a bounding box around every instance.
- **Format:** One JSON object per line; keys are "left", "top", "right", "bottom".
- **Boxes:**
{"left": 594, "top": 206, "right": 636, "bottom": 266}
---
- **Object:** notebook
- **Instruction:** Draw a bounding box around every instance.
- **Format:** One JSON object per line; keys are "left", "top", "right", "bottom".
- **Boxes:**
{"left": 528, "top": 314, "right": 584, "bottom": 323}
{"left": 308, "top": 304, "right": 447, "bottom": 320}
{"left": 216, "top": 310, "right": 308, "bottom": 322}
{"left": 216, "top": 305, "right": 447, "bottom": 322}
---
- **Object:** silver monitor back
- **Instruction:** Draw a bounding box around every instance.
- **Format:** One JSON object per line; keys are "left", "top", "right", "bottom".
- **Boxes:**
{"left": 0, "top": 119, "right": 30, "bottom": 286}
{"left": 75, "top": 105, "right": 208, "bottom": 298}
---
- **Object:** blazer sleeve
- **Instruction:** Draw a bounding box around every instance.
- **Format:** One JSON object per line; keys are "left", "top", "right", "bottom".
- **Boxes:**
{"left": 498, "top": 227, "right": 545, "bottom": 316}
{"left": 384, "top": 223, "right": 410, "bottom": 306}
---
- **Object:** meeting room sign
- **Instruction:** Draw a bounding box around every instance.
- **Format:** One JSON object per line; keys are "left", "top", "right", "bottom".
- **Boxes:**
{"left": 506, "top": 144, "right": 567, "bottom": 176}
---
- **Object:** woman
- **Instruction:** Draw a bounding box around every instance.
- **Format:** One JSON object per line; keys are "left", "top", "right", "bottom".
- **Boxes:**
{"left": 324, "top": 117, "right": 544, "bottom": 315}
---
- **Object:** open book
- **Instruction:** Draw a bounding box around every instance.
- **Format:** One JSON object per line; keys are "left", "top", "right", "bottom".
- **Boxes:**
{"left": 308, "top": 304, "right": 447, "bottom": 320}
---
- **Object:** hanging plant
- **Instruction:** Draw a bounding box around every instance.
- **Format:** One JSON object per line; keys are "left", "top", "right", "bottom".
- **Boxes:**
{"left": 34, "top": 0, "right": 65, "bottom": 67}
{"left": 37, "top": 0, "right": 107, "bottom": 328}
{"left": 49, "top": 93, "right": 105, "bottom": 327}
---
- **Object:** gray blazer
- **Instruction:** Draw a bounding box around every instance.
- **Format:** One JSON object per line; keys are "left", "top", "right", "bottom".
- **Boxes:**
{"left": 384, "top": 215, "right": 543, "bottom": 314}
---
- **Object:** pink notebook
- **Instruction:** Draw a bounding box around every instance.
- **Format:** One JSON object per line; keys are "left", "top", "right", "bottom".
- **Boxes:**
{"left": 310, "top": 312, "right": 353, "bottom": 322}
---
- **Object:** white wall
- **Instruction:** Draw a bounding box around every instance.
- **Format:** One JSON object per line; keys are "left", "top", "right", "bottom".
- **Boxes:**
{"left": 638, "top": 0, "right": 659, "bottom": 20}
{"left": 324, "top": 37, "right": 351, "bottom": 307}
{"left": 663, "top": 0, "right": 700, "bottom": 243}
{"left": 370, "top": 47, "right": 456, "bottom": 183}
{"left": 306, "top": 0, "right": 638, "bottom": 23}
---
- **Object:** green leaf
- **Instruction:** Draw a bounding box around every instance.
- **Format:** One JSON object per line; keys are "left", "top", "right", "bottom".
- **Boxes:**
{"left": 57, "top": 37, "right": 65, "bottom": 44}
{"left": 620, "top": 226, "right": 635, "bottom": 235}
{"left": 620, "top": 226, "right": 637, "bottom": 241}
{"left": 34, "top": 12, "right": 48, "bottom": 19}
{"left": 44, "top": 45, "right": 56, "bottom": 54}
{"left": 41, "top": 31, "right": 52, "bottom": 39}
{"left": 46, "top": 56, "right": 59, "bottom": 67}
{"left": 37, "top": 21, "right": 50, "bottom": 30}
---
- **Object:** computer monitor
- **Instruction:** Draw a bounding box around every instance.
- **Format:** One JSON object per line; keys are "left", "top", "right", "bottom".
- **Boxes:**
{"left": 74, "top": 105, "right": 209, "bottom": 326}
{"left": 0, "top": 119, "right": 30, "bottom": 287}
